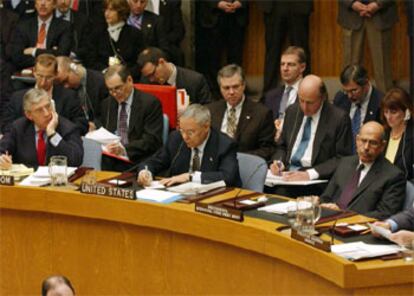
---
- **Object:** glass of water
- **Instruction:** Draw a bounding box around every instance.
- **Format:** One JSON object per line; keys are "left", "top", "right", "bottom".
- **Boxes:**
{"left": 48, "top": 155, "right": 68, "bottom": 187}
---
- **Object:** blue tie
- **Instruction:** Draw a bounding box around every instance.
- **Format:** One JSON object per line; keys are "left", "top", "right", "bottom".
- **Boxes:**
{"left": 352, "top": 104, "right": 361, "bottom": 153}
{"left": 290, "top": 116, "right": 312, "bottom": 169}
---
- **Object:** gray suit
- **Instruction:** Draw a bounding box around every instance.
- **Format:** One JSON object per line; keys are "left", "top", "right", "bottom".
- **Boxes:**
{"left": 391, "top": 207, "right": 414, "bottom": 231}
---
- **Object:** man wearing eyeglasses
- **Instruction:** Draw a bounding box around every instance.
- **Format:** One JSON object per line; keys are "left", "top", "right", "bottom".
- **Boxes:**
{"left": 101, "top": 64, "right": 163, "bottom": 171}
{"left": 333, "top": 64, "right": 383, "bottom": 153}
{"left": 321, "top": 121, "right": 405, "bottom": 219}
{"left": 1, "top": 54, "right": 88, "bottom": 135}
{"left": 136, "top": 104, "right": 241, "bottom": 187}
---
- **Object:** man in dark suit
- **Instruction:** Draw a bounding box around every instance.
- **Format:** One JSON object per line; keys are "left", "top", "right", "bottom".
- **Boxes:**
{"left": 55, "top": 0, "right": 92, "bottom": 65}
{"left": 257, "top": 0, "right": 313, "bottom": 92}
{"left": 406, "top": 0, "right": 414, "bottom": 98}
{"left": 321, "top": 121, "right": 406, "bottom": 220}
{"left": 337, "top": 0, "right": 398, "bottom": 93}
{"left": 334, "top": 64, "right": 383, "bottom": 152}
{"left": 263, "top": 46, "right": 307, "bottom": 142}
{"left": 138, "top": 47, "right": 212, "bottom": 105}
{"left": 270, "top": 75, "right": 352, "bottom": 194}
{"left": 137, "top": 104, "right": 241, "bottom": 187}
{"left": 9, "top": 0, "right": 72, "bottom": 70}
{"left": 3, "top": 0, "right": 36, "bottom": 19}
{"left": 208, "top": 64, "right": 275, "bottom": 161}
{"left": 0, "top": 88, "right": 83, "bottom": 169}
{"left": 56, "top": 56, "right": 108, "bottom": 131}
{"left": 2, "top": 54, "right": 88, "bottom": 135}
{"left": 101, "top": 64, "right": 163, "bottom": 171}
{"left": 0, "top": 5, "right": 19, "bottom": 63}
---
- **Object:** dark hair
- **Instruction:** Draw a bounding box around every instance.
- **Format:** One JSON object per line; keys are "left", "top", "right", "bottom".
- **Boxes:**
{"left": 35, "top": 54, "right": 58, "bottom": 73}
{"left": 41, "top": 275, "right": 75, "bottom": 296}
{"left": 104, "top": 64, "right": 131, "bottom": 82}
{"left": 103, "top": 0, "right": 130, "bottom": 21}
{"left": 137, "top": 47, "right": 167, "bottom": 68}
{"left": 217, "top": 64, "right": 245, "bottom": 86}
{"left": 319, "top": 80, "right": 328, "bottom": 101}
{"left": 340, "top": 64, "right": 368, "bottom": 86}
{"left": 282, "top": 46, "right": 307, "bottom": 64}
{"left": 381, "top": 87, "right": 413, "bottom": 129}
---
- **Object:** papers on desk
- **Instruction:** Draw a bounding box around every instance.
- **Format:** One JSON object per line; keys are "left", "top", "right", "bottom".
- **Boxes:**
{"left": 331, "top": 242, "right": 401, "bottom": 261}
{"left": 145, "top": 181, "right": 166, "bottom": 189}
{"left": 19, "top": 166, "right": 77, "bottom": 187}
{"left": 258, "top": 201, "right": 297, "bottom": 214}
{"left": 85, "top": 127, "right": 120, "bottom": 144}
{"left": 167, "top": 181, "right": 226, "bottom": 195}
{"left": 368, "top": 223, "right": 392, "bottom": 240}
{"left": 0, "top": 164, "right": 34, "bottom": 180}
{"left": 265, "top": 170, "right": 328, "bottom": 187}
{"left": 136, "top": 189, "right": 183, "bottom": 203}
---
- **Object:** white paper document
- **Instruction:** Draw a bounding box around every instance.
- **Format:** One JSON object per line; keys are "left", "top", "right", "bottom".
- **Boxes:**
{"left": 331, "top": 242, "right": 401, "bottom": 261}
{"left": 136, "top": 189, "right": 182, "bottom": 203}
{"left": 368, "top": 223, "right": 392, "bottom": 240}
{"left": 85, "top": 127, "right": 120, "bottom": 144}
{"left": 167, "top": 181, "right": 226, "bottom": 195}
{"left": 19, "top": 166, "right": 77, "bottom": 187}
{"left": 258, "top": 201, "right": 297, "bottom": 214}
{"left": 265, "top": 170, "right": 328, "bottom": 186}
{"left": 0, "top": 164, "right": 34, "bottom": 180}
{"left": 145, "top": 181, "right": 166, "bottom": 189}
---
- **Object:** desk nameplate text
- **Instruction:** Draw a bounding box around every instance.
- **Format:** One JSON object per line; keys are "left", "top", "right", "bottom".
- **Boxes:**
{"left": 80, "top": 183, "right": 135, "bottom": 200}
{"left": 0, "top": 175, "right": 14, "bottom": 186}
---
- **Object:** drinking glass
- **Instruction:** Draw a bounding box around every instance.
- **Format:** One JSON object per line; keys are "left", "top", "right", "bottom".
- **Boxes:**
{"left": 48, "top": 155, "right": 68, "bottom": 187}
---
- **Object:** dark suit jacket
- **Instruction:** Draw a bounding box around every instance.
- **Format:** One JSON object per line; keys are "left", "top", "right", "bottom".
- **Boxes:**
{"left": 272, "top": 101, "right": 353, "bottom": 179}
{"left": 407, "top": 0, "right": 414, "bottom": 36}
{"left": 137, "top": 128, "right": 242, "bottom": 187}
{"left": 0, "top": 116, "right": 83, "bottom": 168}
{"left": 197, "top": 0, "right": 249, "bottom": 28}
{"left": 83, "top": 69, "right": 109, "bottom": 126}
{"left": 208, "top": 99, "right": 275, "bottom": 161}
{"left": 139, "top": 11, "right": 170, "bottom": 54}
{"left": 257, "top": 0, "right": 313, "bottom": 15}
{"left": 3, "top": 0, "right": 36, "bottom": 19}
{"left": 10, "top": 16, "right": 73, "bottom": 69}
{"left": 337, "top": 0, "right": 398, "bottom": 31}
{"left": 91, "top": 23, "right": 145, "bottom": 78}
{"left": 263, "top": 85, "right": 299, "bottom": 120}
{"left": 159, "top": 0, "right": 185, "bottom": 45}
{"left": 321, "top": 155, "right": 406, "bottom": 219}
{"left": 391, "top": 207, "right": 414, "bottom": 230}
{"left": 0, "top": 8, "right": 19, "bottom": 61}
{"left": 333, "top": 86, "right": 383, "bottom": 124}
{"left": 2, "top": 85, "right": 88, "bottom": 135}
{"left": 101, "top": 89, "right": 163, "bottom": 164}
{"left": 384, "top": 119, "right": 414, "bottom": 180}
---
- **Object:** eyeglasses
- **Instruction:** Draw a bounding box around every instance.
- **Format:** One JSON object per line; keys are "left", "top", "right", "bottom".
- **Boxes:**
{"left": 342, "top": 88, "right": 361, "bottom": 96}
{"left": 146, "top": 64, "right": 159, "bottom": 80}
{"left": 108, "top": 83, "right": 125, "bottom": 94}
{"left": 179, "top": 128, "right": 198, "bottom": 137}
{"left": 34, "top": 73, "right": 55, "bottom": 82}
{"left": 356, "top": 136, "right": 382, "bottom": 148}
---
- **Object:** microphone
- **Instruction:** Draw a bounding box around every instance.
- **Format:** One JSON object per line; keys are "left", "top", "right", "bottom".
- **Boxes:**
{"left": 167, "top": 140, "right": 184, "bottom": 177}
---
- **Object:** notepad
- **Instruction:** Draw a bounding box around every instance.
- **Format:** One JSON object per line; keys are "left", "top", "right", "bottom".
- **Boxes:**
{"left": 331, "top": 242, "right": 401, "bottom": 261}
{"left": 136, "top": 189, "right": 183, "bottom": 203}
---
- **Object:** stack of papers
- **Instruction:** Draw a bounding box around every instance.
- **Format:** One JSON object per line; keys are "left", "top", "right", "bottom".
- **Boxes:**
{"left": 167, "top": 181, "right": 226, "bottom": 195}
{"left": 19, "top": 166, "right": 77, "bottom": 187}
{"left": 136, "top": 189, "right": 183, "bottom": 203}
{"left": 85, "top": 127, "right": 120, "bottom": 144}
{"left": 0, "top": 164, "right": 34, "bottom": 180}
{"left": 331, "top": 242, "right": 401, "bottom": 261}
{"left": 265, "top": 170, "right": 328, "bottom": 186}
{"left": 258, "top": 201, "right": 297, "bottom": 214}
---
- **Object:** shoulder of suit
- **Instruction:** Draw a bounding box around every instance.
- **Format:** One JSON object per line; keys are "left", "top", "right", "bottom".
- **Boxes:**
{"left": 176, "top": 66, "right": 203, "bottom": 79}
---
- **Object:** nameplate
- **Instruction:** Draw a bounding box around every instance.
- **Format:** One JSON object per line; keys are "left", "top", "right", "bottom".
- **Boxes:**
{"left": 195, "top": 202, "right": 243, "bottom": 222}
{"left": 80, "top": 183, "right": 136, "bottom": 200}
{"left": 0, "top": 175, "right": 14, "bottom": 186}
{"left": 291, "top": 229, "right": 331, "bottom": 252}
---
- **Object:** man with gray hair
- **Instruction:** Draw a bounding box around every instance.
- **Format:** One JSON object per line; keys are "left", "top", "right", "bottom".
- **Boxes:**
{"left": 0, "top": 88, "right": 83, "bottom": 169}
{"left": 208, "top": 64, "right": 275, "bottom": 161}
{"left": 137, "top": 104, "right": 241, "bottom": 187}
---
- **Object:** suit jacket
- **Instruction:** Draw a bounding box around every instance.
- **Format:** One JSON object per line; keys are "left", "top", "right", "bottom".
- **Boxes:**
{"left": 0, "top": 116, "right": 83, "bottom": 168}
{"left": 208, "top": 99, "right": 275, "bottom": 161}
{"left": 137, "top": 11, "right": 170, "bottom": 54}
{"left": 391, "top": 207, "right": 414, "bottom": 231}
{"left": 83, "top": 69, "right": 109, "bottom": 126}
{"left": 257, "top": 0, "right": 313, "bottom": 15}
{"left": 0, "top": 8, "right": 19, "bottom": 61}
{"left": 321, "top": 155, "right": 406, "bottom": 219}
{"left": 263, "top": 85, "right": 299, "bottom": 120}
{"left": 333, "top": 86, "right": 383, "bottom": 124}
{"left": 272, "top": 101, "right": 353, "bottom": 178}
{"left": 3, "top": 0, "right": 36, "bottom": 19}
{"left": 101, "top": 89, "right": 163, "bottom": 164}
{"left": 137, "top": 128, "right": 242, "bottom": 187}
{"left": 384, "top": 119, "right": 414, "bottom": 180}
{"left": 407, "top": 0, "right": 414, "bottom": 36}
{"left": 2, "top": 85, "right": 88, "bottom": 135}
{"left": 10, "top": 16, "right": 73, "bottom": 69}
{"left": 197, "top": 0, "right": 249, "bottom": 28}
{"left": 159, "top": 0, "right": 185, "bottom": 45}
{"left": 337, "top": 0, "right": 398, "bottom": 31}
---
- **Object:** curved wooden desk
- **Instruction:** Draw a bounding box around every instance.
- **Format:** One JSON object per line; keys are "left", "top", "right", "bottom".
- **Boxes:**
{"left": 1, "top": 178, "right": 413, "bottom": 295}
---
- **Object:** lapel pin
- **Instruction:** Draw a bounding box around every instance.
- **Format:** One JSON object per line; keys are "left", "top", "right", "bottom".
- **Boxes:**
{"left": 209, "top": 157, "right": 213, "bottom": 162}
{"left": 246, "top": 115, "right": 251, "bottom": 120}
{"left": 147, "top": 24, "right": 152, "bottom": 28}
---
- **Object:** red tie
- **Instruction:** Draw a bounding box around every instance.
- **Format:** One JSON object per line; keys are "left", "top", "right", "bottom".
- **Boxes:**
{"left": 71, "top": 0, "right": 79, "bottom": 11}
{"left": 36, "top": 22, "right": 46, "bottom": 49}
{"left": 37, "top": 130, "right": 46, "bottom": 166}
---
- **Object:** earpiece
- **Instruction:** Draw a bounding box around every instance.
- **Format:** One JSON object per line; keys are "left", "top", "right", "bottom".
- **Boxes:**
{"left": 404, "top": 109, "right": 411, "bottom": 121}
{"left": 69, "top": 62, "right": 78, "bottom": 72}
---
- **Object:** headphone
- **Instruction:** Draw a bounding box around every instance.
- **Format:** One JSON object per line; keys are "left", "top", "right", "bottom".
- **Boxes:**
{"left": 69, "top": 62, "right": 78, "bottom": 73}
{"left": 404, "top": 109, "right": 411, "bottom": 121}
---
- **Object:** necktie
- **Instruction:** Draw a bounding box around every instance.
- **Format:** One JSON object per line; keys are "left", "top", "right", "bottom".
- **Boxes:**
{"left": 337, "top": 164, "right": 365, "bottom": 210}
{"left": 37, "top": 22, "right": 46, "bottom": 49}
{"left": 71, "top": 0, "right": 79, "bottom": 11}
{"left": 279, "top": 86, "right": 293, "bottom": 118}
{"left": 226, "top": 107, "right": 237, "bottom": 138}
{"left": 37, "top": 130, "right": 46, "bottom": 166}
{"left": 118, "top": 102, "right": 128, "bottom": 146}
{"left": 290, "top": 116, "right": 312, "bottom": 169}
{"left": 192, "top": 148, "right": 200, "bottom": 172}
{"left": 129, "top": 15, "right": 142, "bottom": 30}
{"left": 351, "top": 104, "right": 361, "bottom": 153}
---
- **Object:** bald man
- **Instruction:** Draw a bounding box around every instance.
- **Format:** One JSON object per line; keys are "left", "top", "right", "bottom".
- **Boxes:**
{"left": 321, "top": 121, "right": 406, "bottom": 219}
{"left": 41, "top": 275, "right": 75, "bottom": 296}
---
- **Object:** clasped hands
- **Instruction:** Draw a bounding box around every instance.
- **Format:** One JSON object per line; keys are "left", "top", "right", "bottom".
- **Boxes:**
{"left": 217, "top": 0, "right": 242, "bottom": 13}
{"left": 137, "top": 169, "right": 191, "bottom": 187}
{"left": 351, "top": 1, "right": 380, "bottom": 17}
{"left": 269, "top": 160, "right": 310, "bottom": 181}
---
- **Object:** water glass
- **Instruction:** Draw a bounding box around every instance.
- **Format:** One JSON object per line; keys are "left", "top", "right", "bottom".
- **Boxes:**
{"left": 48, "top": 155, "right": 68, "bottom": 187}
{"left": 402, "top": 240, "right": 414, "bottom": 262}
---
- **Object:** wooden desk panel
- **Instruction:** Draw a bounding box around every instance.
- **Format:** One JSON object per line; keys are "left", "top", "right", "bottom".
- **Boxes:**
{"left": 0, "top": 184, "right": 413, "bottom": 295}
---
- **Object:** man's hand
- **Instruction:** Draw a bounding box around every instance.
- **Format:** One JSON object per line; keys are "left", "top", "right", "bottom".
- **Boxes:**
{"left": 137, "top": 169, "right": 153, "bottom": 186}
{"left": 159, "top": 173, "right": 190, "bottom": 187}
{"left": 389, "top": 230, "right": 414, "bottom": 247}
{"left": 365, "top": 1, "right": 380, "bottom": 15}
{"left": 274, "top": 119, "right": 283, "bottom": 142}
{"left": 320, "top": 203, "right": 340, "bottom": 211}
{"left": 46, "top": 111, "right": 59, "bottom": 137}
{"left": 270, "top": 160, "right": 285, "bottom": 176}
{"left": 88, "top": 121, "right": 97, "bottom": 132}
{"left": 23, "top": 47, "right": 35, "bottom": 55}
{"left": 0, "top": 153, "right": 13, "bottom": 170}
{"left": 371, "top": 221, "right": 391, "bottom": 237}
{"left": 105, "top": 141, "right": 126, "bottom": 156}
{"left": 282, "top": 171, "right": 310, "bottom": 181}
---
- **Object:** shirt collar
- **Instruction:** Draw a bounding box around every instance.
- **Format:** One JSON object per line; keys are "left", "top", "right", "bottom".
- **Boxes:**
{"left": 37, "top": 15, "right": 53, "bottom": 26}
{"left": 285, "top": 78, "right": 302, "bottom": 91}
{"left": 167, "top": 63, "right": 177, "bottom": 86}
{"left": 195, "top": 130, "right": 210, "bottom": 154}
{"left": 226, "top": 95, "right": 245, "bottom": 111}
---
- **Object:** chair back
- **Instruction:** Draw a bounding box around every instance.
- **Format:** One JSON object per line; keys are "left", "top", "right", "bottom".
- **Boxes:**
{"left": 404, "top": 181, "right": 414, "bottom": 209}
{"left": 81, "top": 137, "right": 102, "bottom": 170}
{"left": 237, "top": 153, "right": 267, "bottom": 192}
{"left": 163, "top": 114, "right": 169, "bottom": 146}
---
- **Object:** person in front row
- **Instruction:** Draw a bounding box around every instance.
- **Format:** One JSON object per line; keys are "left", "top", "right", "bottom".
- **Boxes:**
{"left": 320, "top": 121, "right": 406, "bottom": 220}
{"left": 42, "top": 275, "right": 75, "bottom": 296}
{"left": 372, "top": 207, "right": 414, "bottom": 246}
{"left": 0, "top": 88, "right": 83, "bottom": 169}
{"left": 137, "top": 104, "right": 241, "bottom": 187}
